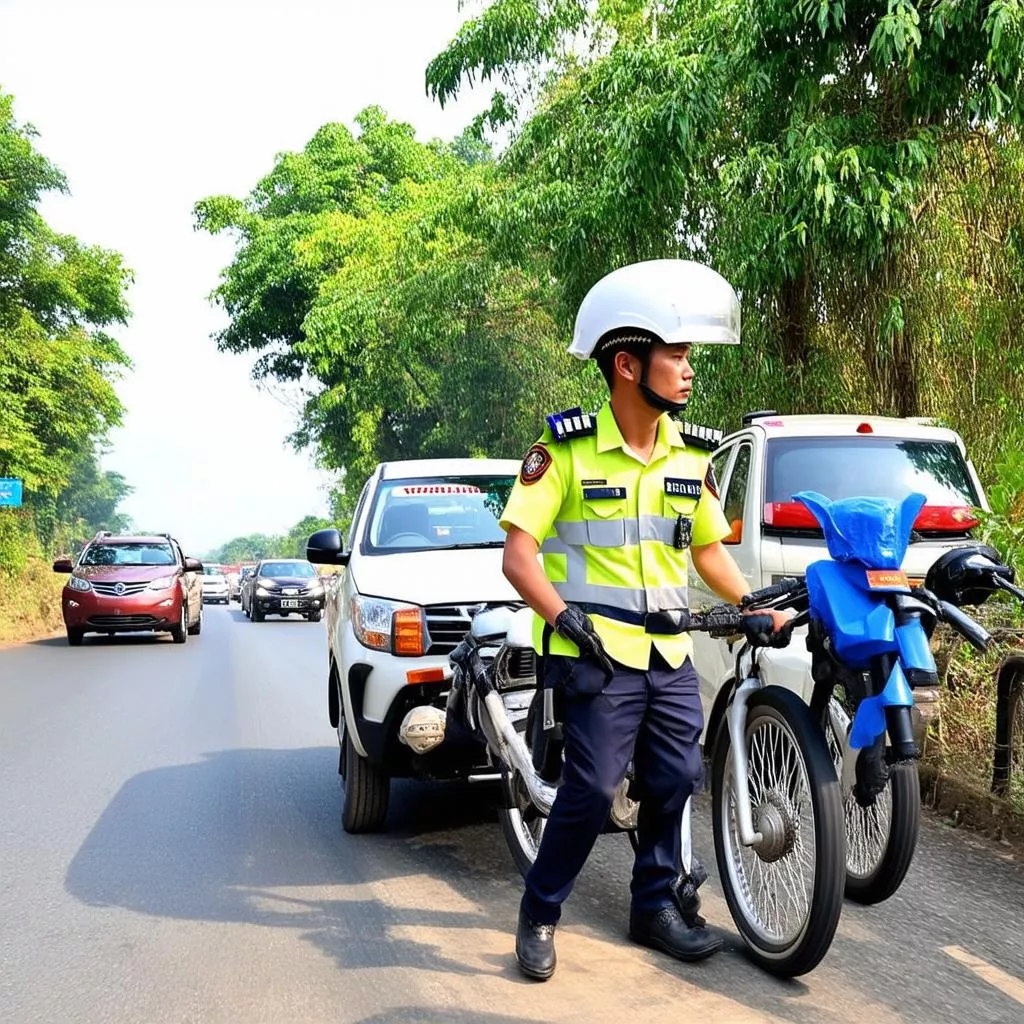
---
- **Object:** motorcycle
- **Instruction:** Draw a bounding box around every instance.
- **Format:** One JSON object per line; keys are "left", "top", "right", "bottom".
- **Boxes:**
{"left": 819, "top": 521, "right": 1024, "bottom": 904}
{"left": 426, "top": 491, "right": 1019, "bottom": 976}
{"left": 446, "top": 589, "right": 845, "bottom": 977}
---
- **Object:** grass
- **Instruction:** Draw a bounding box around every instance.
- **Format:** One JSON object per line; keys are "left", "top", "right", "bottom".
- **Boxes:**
{"left": 0, "top": 555, "right": 66, "bottom": 647}
{"left": 922, "top": 600, "right": 1024, "bottom": 840}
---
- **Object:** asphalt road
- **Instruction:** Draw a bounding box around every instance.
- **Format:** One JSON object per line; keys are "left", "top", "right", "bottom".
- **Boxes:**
{"left": 1, "top": 605, "right": 1022, "bottom": 1024}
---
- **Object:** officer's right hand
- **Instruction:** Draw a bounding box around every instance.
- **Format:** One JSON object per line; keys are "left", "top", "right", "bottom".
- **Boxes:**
{"left": 554, "top": 605, "right": 615, "bottom": 681}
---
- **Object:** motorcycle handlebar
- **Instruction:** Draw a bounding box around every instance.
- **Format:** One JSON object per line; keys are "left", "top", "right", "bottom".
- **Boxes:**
{"left": 741, "top": 577, "right": 803, "bottom": 609}
{"left": 688, "top": 606, "right": 796, "bottom": 647}
{"left": 938, "top": 599, "right": 993, "bottom": 652}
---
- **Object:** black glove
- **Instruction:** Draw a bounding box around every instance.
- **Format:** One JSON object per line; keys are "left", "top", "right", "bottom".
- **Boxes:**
{"left": 554, "top": 605, "right": 615, "bottom": 681}
{"left": 742, "top": 613, "right": 792, "bottom": 649}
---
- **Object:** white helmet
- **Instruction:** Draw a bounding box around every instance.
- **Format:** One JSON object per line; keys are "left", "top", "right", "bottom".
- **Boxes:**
{"left": 569, "top": 259, "right": 741, "bottom": 359}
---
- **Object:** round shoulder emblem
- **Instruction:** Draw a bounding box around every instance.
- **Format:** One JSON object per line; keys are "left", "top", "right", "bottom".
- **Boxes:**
{"left": 520, "top": 444, "right": 552, "bottom": 485}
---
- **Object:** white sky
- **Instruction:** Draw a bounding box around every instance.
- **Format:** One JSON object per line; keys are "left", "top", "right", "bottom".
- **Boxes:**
{"left": 0, "top": 0, "right": 487, "bottom": 554}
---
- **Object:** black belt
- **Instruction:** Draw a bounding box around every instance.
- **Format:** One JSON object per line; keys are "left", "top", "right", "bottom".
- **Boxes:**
{"left": 574, "top": 602, "right": 692, "bottom": 635}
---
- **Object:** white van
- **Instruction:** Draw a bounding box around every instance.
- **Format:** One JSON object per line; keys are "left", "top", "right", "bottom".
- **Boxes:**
{"left": 690, "top": 412, "right": 989, "bottom": 743}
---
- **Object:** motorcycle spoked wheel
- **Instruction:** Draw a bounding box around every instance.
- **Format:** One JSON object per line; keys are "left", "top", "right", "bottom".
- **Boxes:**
{"left": 497, "top": 711, "right": 549, "bottom": 879}
{"left": 824, "top": 698, "right": 921, "bottom": 905}
{"left": 712, "top": 686, "right": 845, "bottom": 977}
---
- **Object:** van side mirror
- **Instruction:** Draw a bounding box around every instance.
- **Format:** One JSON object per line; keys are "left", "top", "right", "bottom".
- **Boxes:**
{"left": 52, "top": 558, "right": 74, "bottom": 573}
{"left": 307, "top": 528, "right": 350, "bottom": 566}
{"left": 723, "top": 519, "right": 743, "bottom": 545}
{"left": 184, "top": 557, "right": 203, "bottom": 573}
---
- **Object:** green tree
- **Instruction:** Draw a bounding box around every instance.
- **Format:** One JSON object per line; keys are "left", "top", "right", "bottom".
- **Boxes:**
{"left": 427, "top": 1, "right": 1024, "bottom": 457}
{"left": 196, "top": 107, "right": 593, "bottom": 497}
{"left": 52, "top": 453, "right": 133, "bottom": 546}
{"left": 0, "top": 90, "right": 133, "bottom": 576}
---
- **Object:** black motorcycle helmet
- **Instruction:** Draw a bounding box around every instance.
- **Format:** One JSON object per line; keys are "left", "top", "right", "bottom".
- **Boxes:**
{"left": 925, "top": 544, "right": 1015, "bottom": 607}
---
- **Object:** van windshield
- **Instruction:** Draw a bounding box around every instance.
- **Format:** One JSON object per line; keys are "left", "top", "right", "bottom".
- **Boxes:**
{"left": 765, "top": 437, "right": 979, "bottom": 506}
{"left": 365, "top": 476, "right": 516, "bottom": 553}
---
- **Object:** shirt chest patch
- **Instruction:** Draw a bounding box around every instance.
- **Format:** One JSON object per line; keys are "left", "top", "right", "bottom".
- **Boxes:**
{"left": 582, "top": 486, "right": 627, "bottom": 501}
{"left": 664, "top": 477, "right": 702, "bottom": 500}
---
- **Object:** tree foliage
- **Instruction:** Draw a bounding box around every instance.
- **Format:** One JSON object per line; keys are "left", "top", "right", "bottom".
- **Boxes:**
{"left": 201, "top": 4, "right": 1024, "bottom": 571}
{"left": 195, "top": 106, "right": 597, "bottom": 500}
{"left": 0, "top": 90, "right": 133, "bottom": 575}
{"left": 205, "top": 514, "right": 334, "bottom": 564}
{"left": 425, "top": 0, "right": 1024, "bottom": 477}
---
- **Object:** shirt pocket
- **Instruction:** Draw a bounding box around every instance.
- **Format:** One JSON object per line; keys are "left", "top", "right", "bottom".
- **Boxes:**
{"left": 661, "top": 495, "right": 699, "bottom": 547}
{"left": 582, "top": 497, "right": 627, "bottom": 547}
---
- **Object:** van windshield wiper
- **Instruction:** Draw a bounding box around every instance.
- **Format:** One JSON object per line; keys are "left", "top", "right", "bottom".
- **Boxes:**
{"left": 438, "top": 541, "right": 506, "bottom": 550}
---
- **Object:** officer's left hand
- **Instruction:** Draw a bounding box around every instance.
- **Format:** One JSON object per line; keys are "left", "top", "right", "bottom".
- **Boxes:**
{"left": 741, "top": 607, "right": 792, "bottom": 648}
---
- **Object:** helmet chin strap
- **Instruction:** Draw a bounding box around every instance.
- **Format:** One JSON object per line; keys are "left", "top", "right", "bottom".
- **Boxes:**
{"left": 639, "top": 362, "right": 688, "bottom": 414}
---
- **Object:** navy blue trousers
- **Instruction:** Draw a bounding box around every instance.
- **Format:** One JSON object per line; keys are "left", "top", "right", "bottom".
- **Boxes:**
{"left": 521, "top": 649, "right": 704, "bottom": 924}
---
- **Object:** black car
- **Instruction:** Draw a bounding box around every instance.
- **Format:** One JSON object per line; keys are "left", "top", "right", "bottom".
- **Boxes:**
{"left": 243, "top": 558, "right": 325, "bottom": 622}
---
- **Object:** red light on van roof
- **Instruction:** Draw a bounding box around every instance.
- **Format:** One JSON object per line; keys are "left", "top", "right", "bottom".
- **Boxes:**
{"left": 856, "top": 422, "right": 873, "bottom": 434}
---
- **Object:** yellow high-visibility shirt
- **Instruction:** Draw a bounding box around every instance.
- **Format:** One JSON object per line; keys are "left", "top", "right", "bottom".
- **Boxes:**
{"left": 500, "top": 402, "right": 730, "bottom": 670}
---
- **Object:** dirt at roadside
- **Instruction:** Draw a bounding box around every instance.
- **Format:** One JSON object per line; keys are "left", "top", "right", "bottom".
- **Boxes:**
{"left": 0, "top": 558, "right": 65, "bottom": 648}
{"left": 920, "top": 761, "right": 1024, "bottom": 860}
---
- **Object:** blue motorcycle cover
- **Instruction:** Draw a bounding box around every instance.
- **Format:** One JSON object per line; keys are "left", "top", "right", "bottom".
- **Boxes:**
{"left": 794, "top": 491, "right": 927, "bottom": 570}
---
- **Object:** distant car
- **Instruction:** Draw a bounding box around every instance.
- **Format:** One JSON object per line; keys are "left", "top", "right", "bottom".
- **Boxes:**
{"left": 53, "top": 532, "right": 204, "bottom": 645}
{"left": 201, "top": 565, "right": 230, "bottom": 604}
{"left": 232, "top": 565, "right": 255, "bottom": 602}
{"left": 243, "top": 558, "right": 325, "bottom": 622}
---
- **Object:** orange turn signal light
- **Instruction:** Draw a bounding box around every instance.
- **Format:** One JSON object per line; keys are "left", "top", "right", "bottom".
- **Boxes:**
{"left": 393, "top": 608, "right": 425, "bottom": 656}
{"left": 406, "top": 667, "right": 447, "bottom": 685}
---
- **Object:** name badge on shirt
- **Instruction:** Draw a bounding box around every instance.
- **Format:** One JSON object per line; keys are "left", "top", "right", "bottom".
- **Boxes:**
{"left": 582, "top": 486, "right": 627, "bottom": 500}
{"left": 664, "top": 477, "right": 702, "bottom": 500}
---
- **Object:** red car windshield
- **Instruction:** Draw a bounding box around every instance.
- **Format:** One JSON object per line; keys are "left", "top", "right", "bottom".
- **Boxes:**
{"left": 80, "top": 542, "right": 176, "bottom": 566}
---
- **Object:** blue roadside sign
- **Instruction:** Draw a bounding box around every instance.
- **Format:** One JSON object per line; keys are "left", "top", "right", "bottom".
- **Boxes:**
{"left": 0, "top": 479, "right": 24, "bottom": 507}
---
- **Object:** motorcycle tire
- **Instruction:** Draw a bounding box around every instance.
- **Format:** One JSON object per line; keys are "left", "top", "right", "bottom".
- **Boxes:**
{"left": 497, "top": 716, "right": 548, "bottom": 879}
{"left": 712, "top": 686, "right": 844, "bottom": 977}
{"left": 824, "top": 699, "right": 921, "bottom": 904}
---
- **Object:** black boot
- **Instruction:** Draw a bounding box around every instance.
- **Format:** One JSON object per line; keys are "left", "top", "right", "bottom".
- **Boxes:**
{"left": 516, "top": 907, "right": 557, "bottom": 980}
{"left": 629, "top": 905, "right": 723, "bottom": 962}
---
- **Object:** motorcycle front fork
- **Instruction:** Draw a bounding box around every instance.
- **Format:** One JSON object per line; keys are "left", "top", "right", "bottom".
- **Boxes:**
{"left": 673, "top": 673, "right": 766, "bottom": 925}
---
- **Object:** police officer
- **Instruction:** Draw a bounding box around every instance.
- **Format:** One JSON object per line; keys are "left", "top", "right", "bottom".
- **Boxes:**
{"left": 499, "top": 259, "right": 787, "bottom": 980}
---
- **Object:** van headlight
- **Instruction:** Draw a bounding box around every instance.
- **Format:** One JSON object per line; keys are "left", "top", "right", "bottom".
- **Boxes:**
{"left": 350, "top": 595, "right": 427, "bottom": 655}
{"left": 68, "top": 576, "right": 92, "bottom": 593}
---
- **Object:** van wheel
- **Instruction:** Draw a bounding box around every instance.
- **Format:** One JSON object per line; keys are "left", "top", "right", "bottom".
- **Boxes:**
{"left": 308, "top": 609, "right": 322, "bottom": 622}
{"left": 341, "top": 732, "right": 390, "bottom": 833}
{"left": 67, "top": 629, "right": 84, "bottom": 647}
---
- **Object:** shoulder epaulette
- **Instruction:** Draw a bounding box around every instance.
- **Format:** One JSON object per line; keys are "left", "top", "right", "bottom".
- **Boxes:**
{"left": 546, "top": 407, "right": 597, "bottom": 443}
{"left": 681, "top": 421, "right": 723, "bottom": 452}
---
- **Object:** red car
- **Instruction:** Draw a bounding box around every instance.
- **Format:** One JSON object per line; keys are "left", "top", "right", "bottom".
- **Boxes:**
{"left": 53, "top": 532, "right": 205, "bottom": 646}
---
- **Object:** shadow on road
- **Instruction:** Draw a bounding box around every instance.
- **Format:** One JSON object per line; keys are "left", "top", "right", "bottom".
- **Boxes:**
{"left": 354, "top": 1011, "right": 549, "bottom": 1023}
{"left": 63, "top": 744, "right": 1023, "bottom": 1023}
{"left": 30, "top": 633, "right": 167, "bottom": 647}
{"left": 64, "top": 747, "right": 509, "bottom": 980}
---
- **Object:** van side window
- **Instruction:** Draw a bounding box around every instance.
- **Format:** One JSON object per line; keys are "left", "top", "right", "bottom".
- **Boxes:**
{"left": 722, "top": 443, "right": 752, "bottom": 541}
{"left": 711, "top": 446, "right": 732, "bottom": 494}
{"left": 348, "top": 479, "right": 373, "bottom": 551}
